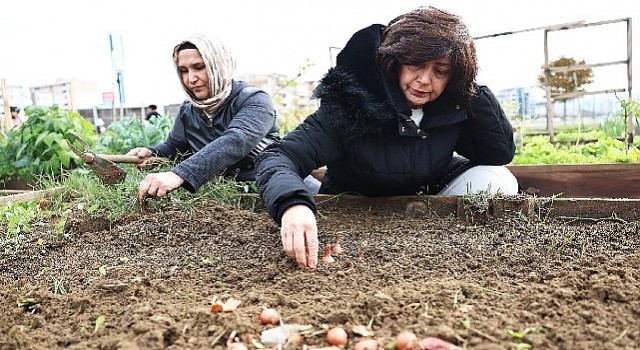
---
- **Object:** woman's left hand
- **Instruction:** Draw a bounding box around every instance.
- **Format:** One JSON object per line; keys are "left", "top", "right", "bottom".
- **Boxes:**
{"left": 138, "top": 171, "right": 184, "bottom": 203}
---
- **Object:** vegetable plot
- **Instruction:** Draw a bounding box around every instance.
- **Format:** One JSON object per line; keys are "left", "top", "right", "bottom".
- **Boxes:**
{"left": 1, "top": 198, "right": 638, "bottom": 349}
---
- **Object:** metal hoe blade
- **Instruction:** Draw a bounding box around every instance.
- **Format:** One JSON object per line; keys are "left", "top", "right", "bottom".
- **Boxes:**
{"left": 67, "top": 133, "right": 127, "bottom": 185}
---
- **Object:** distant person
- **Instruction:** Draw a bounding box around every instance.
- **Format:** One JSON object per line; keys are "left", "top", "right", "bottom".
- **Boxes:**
{"left": 126, "top": 34, "right": 279, "bottom": 202}
{"left": 256, "top": 7, "right": 518, "bottom": 268}
{"left": 9, "top": 106, "right": 25, "bottom": 129}
{"left": 145, "top": 104, "right": 162, "bottom": 120}
{"left": 95, "top": 117, "right": 106, "bottom": 134}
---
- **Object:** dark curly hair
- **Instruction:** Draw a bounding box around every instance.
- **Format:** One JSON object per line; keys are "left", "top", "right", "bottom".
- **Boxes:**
{"left": 377, "top": 7, "right": 478, "bottom": 107}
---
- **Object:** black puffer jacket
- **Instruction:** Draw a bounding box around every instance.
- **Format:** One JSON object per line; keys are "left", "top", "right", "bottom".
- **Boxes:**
{"left": 256, "top": 24, "right": 515, "bottom": 224}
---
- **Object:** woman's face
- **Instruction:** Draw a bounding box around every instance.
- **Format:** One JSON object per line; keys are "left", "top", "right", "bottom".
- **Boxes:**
{"left": 398, "top": 57, "right": 452, "bottom": 109}
{"left": 177, "top": 49, "right": 211, "bottom": 100}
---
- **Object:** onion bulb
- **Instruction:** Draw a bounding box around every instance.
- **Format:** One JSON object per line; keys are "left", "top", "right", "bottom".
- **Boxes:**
{"left": 258, "top": 308, "right": 280, "bottom": 325}
{"left": 354, "top": 339, "right": 378, "bottom": 350}
{"left": 417, "top": 337, "right": 453, "bottom": 350}
{"left": 333, "top": 234, "right": 344, "bottom": 254}
{"left": 322, "top": 244, "right": 335, "bottom": 263}
{"left": 395, "top": 331, "right": 417, "bottom": 350}
{"left": 326, "top": 326, "right": 348, "bottom": 347}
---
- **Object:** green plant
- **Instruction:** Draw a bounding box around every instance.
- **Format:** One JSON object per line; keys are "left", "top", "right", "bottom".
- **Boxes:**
{"left": 42, "top": 168, "right": 145, "bottom": 221}
{"left": 602, "top": 115, "right": 627, "bottom": 139}
{"left": 79, "top": 315, "right": 106, "bottom": 336}
{"left": 513, "top": 134, "right": 640, "bottom": 164}
{"left": 619, "top": 97, "right": 640, "bottom": 139}
{"left": 50, "top": 278, "right": 68, "bottom": 295}
{"left": 40, "top": 163, "right": 251, "bottom": 222}
{"left": 94, "top": 315, "right": 106, "bottom": 333}
{"left": 95, "top": 115, "right": 173, "bottom": 155}
{"left": 553, "top": 129, "right": 607, "bottom": 143}
{"left": 0, "top": 105, "right": 96, "bottom": 182}
{"left": 16, "top": 297, "right": 39, "bottom": 314}
{"left": 1, "top": 201, "right": 40, "bottom": 253}
{"left": 507, "top": 327, "right": 541, "bottom": 350}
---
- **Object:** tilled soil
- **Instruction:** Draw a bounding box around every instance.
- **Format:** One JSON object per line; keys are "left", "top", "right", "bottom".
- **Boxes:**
{"left": 0, "top": 197, "right": 639, "bottom": 350}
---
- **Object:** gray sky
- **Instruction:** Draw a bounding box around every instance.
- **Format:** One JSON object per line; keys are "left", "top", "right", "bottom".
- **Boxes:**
{"left": 0, "top": 0, "right": 636, "bottom": 106}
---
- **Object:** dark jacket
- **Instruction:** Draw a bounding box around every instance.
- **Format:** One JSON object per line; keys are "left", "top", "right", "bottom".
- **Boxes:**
{"left": 145, "top": 111, "right": 162, "bottom": 120}
{"left": 150, "top": 80, "right": 279, "bottom": 192}
{"left": 256, "top": 24, "right": 514, "bottom": 224}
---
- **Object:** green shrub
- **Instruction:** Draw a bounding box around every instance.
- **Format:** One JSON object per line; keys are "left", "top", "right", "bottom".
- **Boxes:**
{"left": 0, "top": 105, "right": 96, "bottom": 182}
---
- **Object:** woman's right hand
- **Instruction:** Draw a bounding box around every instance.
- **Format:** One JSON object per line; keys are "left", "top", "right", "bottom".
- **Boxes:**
{"left": 126, "top": 147, "right": 154, "bottom": 168}
{"left": 280, "top": 205, "right": 319, "bottom": 269}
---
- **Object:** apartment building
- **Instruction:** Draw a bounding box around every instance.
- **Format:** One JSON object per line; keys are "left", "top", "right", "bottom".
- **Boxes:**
{"left": 30, "top": 79, "right": 101, "bottom": 111}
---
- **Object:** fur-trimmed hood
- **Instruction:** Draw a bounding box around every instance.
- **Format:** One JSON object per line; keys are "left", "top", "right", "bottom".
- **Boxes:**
{"left": 312, "top": 24, "right": 406, "bottom": 144}
{"left": 313, "top": 67, "right": 398, "bottom": 145}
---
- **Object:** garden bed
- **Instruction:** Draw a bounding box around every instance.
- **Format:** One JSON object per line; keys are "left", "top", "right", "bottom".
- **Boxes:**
{"left": 507, "top": 163, "right": 640, "bottom": 198}
{"left": 1, "top": 195, "right": 638, "bottom": 350}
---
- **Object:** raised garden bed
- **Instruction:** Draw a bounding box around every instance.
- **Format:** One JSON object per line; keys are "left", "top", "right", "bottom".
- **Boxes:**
{"left": 1, "top": 164, "right": 639, "bottom": 349}
{"left": 1, "top": 196, "right": 637, "bottom": 349}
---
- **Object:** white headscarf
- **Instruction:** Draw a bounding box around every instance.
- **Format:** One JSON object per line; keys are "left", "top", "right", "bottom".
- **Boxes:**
{"left": 173, "top": 34, "right": 237, "bottom": 116}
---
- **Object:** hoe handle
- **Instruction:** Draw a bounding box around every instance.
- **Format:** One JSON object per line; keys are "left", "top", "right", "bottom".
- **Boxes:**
{"left": 97, "top": 154, "right": 163, "bottom": 164}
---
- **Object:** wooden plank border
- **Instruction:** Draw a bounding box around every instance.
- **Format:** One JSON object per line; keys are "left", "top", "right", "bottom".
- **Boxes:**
{"left": 507, "top": 163, "right": 640, "bottom": 198}
{"left": 243, "top": 194, "right": 640, "bottom": 222}
{"left": 0, "top": 187, "right": 66, "bottom": 206}
{"left": 312, "top": 164, "right": 640, "bottom": 199}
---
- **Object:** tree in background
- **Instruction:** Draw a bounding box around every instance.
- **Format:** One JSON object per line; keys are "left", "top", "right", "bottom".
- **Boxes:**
{"left": 538, "top": 56, "right": 594, "bottom": 118}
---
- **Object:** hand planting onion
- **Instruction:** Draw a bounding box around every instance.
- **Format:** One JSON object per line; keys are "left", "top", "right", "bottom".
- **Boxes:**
{"left": 354, "top": 339, "right": 378, "bottom": 350}
{"left": 258, "top": 308, "right": 280, "bottom": 325}
{"left": 326, "top": 326, "right": 348, "bottom": 347}
{"left": 395, "top": 331, "right": 417, "bottom": 350}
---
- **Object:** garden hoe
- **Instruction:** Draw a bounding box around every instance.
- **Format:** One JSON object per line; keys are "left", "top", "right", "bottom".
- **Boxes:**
{"left": 67, "top": 133, "right": 164, "bottom": 185}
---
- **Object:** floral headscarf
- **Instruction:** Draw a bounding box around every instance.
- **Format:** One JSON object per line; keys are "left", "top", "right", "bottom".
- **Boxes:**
{"left": 173, "top": 34, "right": 237, "bottom": 116}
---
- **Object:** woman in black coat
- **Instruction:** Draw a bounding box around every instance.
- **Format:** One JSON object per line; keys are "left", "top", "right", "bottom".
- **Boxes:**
{"left": 256, "top": 7, "right": 518, "bottom": 268}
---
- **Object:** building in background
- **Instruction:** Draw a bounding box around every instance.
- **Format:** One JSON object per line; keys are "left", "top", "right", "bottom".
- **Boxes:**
{"left": 496, "top": 86, "right": 624, "bottom": 129}
{"left": 30, "top": 79, "right": 101, "bottom": 111}
{"left": 0, "top": 84, "right": 32, "bottom": 118}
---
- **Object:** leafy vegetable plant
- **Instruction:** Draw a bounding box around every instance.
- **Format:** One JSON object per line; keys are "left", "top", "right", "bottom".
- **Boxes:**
{"left": 1, "top": 201, "right": 40, "bottom": 253}
{"left": 513, "top": 134, "right": 640, "bottom": 164}
{"left": 95, "top": 115, "right": 173, "bottom": 155}
{"left": 0, "top": 105, "right": 96, "bottom": 182}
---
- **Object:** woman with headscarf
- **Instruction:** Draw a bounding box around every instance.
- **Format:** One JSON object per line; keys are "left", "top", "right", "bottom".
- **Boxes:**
{"left": 256, "top": 7, "right": 518, "bottom": 269}
{"left": 128, "top": 34, "right": 279, "bottom": 202}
